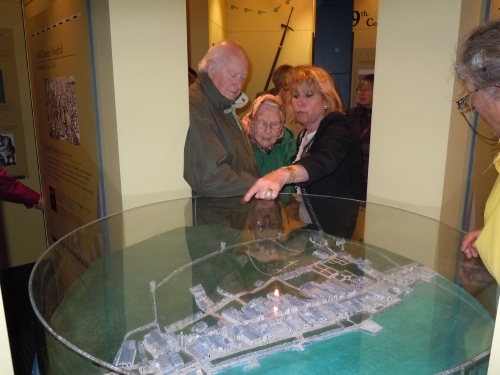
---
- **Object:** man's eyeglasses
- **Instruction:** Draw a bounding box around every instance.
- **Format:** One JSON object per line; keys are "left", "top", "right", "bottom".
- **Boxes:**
{"left": 254, "top": 121, "right": 282, "bottom": 131}
{"left": 456, "top": 84, "right": 500, "bottom": 142}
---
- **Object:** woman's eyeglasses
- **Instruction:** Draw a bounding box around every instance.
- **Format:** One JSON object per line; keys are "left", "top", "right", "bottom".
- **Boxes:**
{"left": 456, "top": 84, "right": 500, "bottom": 142}
{"left": 254, "top": 121, "right": 282, "bottom": 131}
{"left": 456, "top": 83, "right": 500, "bottom": 112}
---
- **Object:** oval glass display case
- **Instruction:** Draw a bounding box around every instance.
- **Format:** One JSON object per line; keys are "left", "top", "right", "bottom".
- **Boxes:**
{"left": 29, "top": 195, "right": 497, "bottom": 375}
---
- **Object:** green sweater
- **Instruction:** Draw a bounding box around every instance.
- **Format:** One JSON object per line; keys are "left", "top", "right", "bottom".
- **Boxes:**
{"left": 252, "top": 126, "right": 297, "bottom": 193}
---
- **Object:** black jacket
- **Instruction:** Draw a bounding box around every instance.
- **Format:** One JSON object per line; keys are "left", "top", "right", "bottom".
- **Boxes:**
{"left": 294, "top": 112, "right": 366, "bottom": 200}
{"left": 346, "top": 104, "right": 371, "bottom": 180}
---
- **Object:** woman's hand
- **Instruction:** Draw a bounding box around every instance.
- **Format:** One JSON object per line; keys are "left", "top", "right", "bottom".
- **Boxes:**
{"left": 244, "top": 168, "right": 290, "bottom": 201}
{"left": 244, "top": 165, "right": 309, "bottom": 201}
{"left": 461, "top": 228, "right": 483, "bottom": 259}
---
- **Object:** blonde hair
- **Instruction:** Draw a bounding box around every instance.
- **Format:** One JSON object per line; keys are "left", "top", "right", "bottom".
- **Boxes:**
{"left": 282, "top": 65, "right": 344, "bottom": 123}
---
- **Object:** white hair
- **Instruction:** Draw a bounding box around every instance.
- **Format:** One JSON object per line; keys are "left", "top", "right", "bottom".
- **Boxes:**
{"left": 198, "top": 40, "right": 248, "bottom": 73}
{"left": 456, "top": 18, "right": 500, "bottom": 99}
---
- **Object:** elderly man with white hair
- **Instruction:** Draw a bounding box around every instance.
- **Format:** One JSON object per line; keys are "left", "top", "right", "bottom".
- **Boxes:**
{"left": 184, "top": 40, "right": 258, "bottom": 197}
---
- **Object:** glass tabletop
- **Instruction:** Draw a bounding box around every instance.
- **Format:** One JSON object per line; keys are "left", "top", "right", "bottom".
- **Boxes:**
{"left": 29, "top": 195, "right": 497, "bottom": 375}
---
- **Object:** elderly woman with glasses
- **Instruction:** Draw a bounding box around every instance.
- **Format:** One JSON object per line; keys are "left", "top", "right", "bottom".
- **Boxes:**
{"left": 458, "top": 19, "right": 500, "bottom": 284}
{"left": 242, "top": 94, "right": 297, "bottom": 193}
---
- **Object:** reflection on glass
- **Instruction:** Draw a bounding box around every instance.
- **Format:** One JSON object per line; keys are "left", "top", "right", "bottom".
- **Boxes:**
{"left": 30, "top": 195, "right": 496, "bottom": 375}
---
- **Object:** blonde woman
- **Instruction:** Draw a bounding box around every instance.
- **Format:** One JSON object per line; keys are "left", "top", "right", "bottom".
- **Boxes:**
{"left": 244, "top": 65, "right": 366, "bottom": 202}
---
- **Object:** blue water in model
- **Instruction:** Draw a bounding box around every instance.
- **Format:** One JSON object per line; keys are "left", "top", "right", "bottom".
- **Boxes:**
{"left": 218, "top": 277, "right": 494, "bottom": 375}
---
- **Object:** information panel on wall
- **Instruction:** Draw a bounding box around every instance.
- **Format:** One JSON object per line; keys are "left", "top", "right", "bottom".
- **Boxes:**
{"left": 0, "top": 28, "right": 30, "bottom": 178}
{"left": 25, "top": 0, "right": 101, "bottom": 243}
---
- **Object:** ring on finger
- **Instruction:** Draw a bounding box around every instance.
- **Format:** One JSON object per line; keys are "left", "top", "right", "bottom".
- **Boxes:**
{"left": 265, "top": 188, "right": 273, "bottom": 198}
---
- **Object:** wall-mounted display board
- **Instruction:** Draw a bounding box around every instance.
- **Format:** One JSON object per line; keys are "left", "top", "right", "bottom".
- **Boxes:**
{"left": 0, "top": 28, "right": 30, "bottom": 178}
{"left": 24, "top": 0, "right": 101, "bottom": 243}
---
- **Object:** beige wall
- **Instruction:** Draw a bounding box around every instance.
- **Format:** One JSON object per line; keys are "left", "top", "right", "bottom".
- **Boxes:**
{"left": 369, "top": 0, "right": 464, "bottom": 221}
{"left": 187, "top": 0, "right": 209, "bottom": 71}
{"left": 93, "top": 0, "right": 191, "bottom": 212}
{"left": 187, "top": 0, "right": 227, "bottom": 72}
{"left": 208, "top": 0, "right": 227, "bottom": 45}
{"left": 226, "top": 0, "right": 314, "bottom": 102}
{"left": 187, "top": 0, "right": 314, "bottom": 104}
{"left": 0, "top": 0, "right": 46, "bottom": 268}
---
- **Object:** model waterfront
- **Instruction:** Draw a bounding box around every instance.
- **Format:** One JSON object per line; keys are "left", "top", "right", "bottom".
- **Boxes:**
{"left": 112, "top": 231, "right": 437, "bottom": 375}
{"left": 32, "top": 198, "right": 496, "bottom": 375}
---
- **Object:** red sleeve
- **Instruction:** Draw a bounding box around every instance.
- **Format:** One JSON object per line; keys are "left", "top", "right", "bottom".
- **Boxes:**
{"left": 0, "top": 168, "right": 40, "bottom": 207}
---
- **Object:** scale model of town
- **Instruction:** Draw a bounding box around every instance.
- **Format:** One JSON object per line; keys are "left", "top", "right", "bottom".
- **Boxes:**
{"left": 111, "top": 230, "right": 435, "bottom": 375}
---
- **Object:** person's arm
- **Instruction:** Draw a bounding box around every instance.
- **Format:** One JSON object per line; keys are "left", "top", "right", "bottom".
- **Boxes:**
{"left": 0, "top": 168, "right": 41, "bottom": 208}
{"left": 461, "top": 228, "right": 482, "bottom": 259}
{"left": 244, "top": 114, "right": 360, "bottom": 201}
{"left": 294, "top": 113, "right": 356, "bottom": 187}
{"left": 243, "top": 164, "right": 308, "bottom": 201}
{"left": 184, "top": 110, "right": 257, "bottom": 197}
{"left": 33, "top": 197, "right": 44, "bottom": 211}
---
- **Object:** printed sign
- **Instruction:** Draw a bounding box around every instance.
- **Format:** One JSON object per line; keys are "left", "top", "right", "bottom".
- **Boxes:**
{"left": 25, "top": 0, "right": 101, "bottom": 243}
